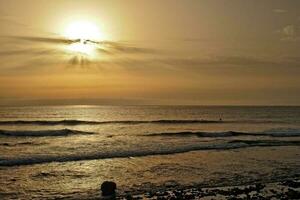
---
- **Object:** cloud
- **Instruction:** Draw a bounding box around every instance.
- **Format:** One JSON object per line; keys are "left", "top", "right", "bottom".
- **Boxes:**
{"left": 0, "top": 48, "right": 60, "bottom": 56}
{"left": 156, "top": 56, "right": 277, "bottom": 67}
{"left": 0, "top": 35, "right": 159, "bottom": 71}
{"left": 100, "top": 41, "right": 157, "bottom": 54}
{"left": 273, "top": 9, "right": 288, "bottom": 14}
{"left": 0, "top": 15, "right": 29, "bottom": 27}
{"left": 284, "top": 56, "right": 300, "bottom": 63}
{"left": 2, "top": 51, "right": 298, "bottom": 76}
{"left": 278, "top": 25, "right": 299, "bottom": 41}
{"left": 1, "top": 33, "right": 299, "bottom": 75}
{"left": 283, "top": 25, "right": 295, "bottom": 36}
{"left": 89, "top": 55, "right": 298, "bottom": 72}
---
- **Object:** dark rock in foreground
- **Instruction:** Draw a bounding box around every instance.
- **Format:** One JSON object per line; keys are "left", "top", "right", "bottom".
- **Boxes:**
{"left": 101, "top": 181, "right": 117, "bottom": 196}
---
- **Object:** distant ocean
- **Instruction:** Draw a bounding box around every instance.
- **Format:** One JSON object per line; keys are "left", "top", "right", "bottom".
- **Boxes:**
{"left": 0, "top": 106, "right": 299, "bottom": 199}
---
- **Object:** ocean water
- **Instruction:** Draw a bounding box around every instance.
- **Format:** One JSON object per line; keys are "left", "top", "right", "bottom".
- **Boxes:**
{"left": 0, "top": 106, "right": 299, "bottom": 199}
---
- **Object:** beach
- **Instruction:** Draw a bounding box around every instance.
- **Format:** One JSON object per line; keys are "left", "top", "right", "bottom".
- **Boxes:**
{"left": 0, "top": 106, "right": 299, "bottom": 199}
{"left": 117, "top": 179, "right": 300, "bottom": 200}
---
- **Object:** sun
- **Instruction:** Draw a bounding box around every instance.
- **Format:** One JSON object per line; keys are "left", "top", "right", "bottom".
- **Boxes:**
{"left": 63, "top": 21, "right": 103, "bottom": 55}
{"left": 64, "top": 21, "right": 103, "bottom": 41}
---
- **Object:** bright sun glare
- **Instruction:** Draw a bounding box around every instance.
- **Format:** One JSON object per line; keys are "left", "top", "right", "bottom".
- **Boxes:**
{"left": 64, "top": 21, "right": 103, "bottom": 55}
{"left": 64, "top": 21, "right": 102, "bottom": 40}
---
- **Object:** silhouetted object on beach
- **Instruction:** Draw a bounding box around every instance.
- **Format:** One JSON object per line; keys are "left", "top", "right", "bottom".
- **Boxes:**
{"left": 101, "top": 181, "right": 117, "bottom": 197}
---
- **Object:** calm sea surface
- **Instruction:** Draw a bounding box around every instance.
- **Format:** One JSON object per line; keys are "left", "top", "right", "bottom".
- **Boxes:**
{"left": 0, "top": 106, "right": 299, "bottom": 199}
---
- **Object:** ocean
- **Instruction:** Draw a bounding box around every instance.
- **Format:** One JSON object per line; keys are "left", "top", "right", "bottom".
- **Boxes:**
{"left": 0, "top": 106, "right": 299, "bottom": 199}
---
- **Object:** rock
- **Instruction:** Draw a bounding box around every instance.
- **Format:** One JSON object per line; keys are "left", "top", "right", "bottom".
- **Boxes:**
{"left": 169, "top": 196, "right": 177, "bottom": 200}
{"left": 125, "top": 194, "right": 133, "bottom": 200}
{"left": 184, "top": 192, "right": 195, "bottom": 199}
{"left": 255, "top": 183, "right": 265, "bottom": 192}
{"left": 101, "top": 181, "right": 117, "bottom": 196}
{"left": 285, "top": 188, "right": 300, "bottom": 199}
{"left": 282, "top": 180, "right": 300, "bottom": 188}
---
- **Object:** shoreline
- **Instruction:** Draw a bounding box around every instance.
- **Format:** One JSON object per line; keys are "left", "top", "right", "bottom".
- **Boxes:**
{"left": 115, "top": 179, "right": 300, "bottom": 200}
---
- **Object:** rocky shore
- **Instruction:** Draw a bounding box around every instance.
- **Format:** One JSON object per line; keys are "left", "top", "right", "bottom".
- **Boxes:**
{"left": 115, "top": 179, "right": 300, "bottom": 200}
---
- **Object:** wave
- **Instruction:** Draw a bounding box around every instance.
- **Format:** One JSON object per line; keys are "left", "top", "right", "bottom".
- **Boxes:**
{"left": 0, "top": 119, "right": 291, "bottom": 126}
{"left": 0, "top": 141, "right": 47, "bottom": 146}
{"left": 0, "top": 142, "right": 34, "bottom": 146}
{"left": 145, "top": 130, "right": 300, "bottom": 138}
{"left": 229, "top": 140, "right": 300, "bottom": 145}
{"left": 1, "top": 128, "right": 299, "bottom": 138}
{"left": 0, "top": 119, "right": 224, "bottom": 126}
{"left": 0, "top": 129, "right": 93, "bottom": 137}
{"left": 0, "top": 140, "right": 299, "bottom": 167}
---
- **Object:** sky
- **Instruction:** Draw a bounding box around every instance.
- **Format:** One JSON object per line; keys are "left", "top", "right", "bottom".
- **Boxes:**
{"left": 0, "top": 0, "right": 300, "bottom": 106}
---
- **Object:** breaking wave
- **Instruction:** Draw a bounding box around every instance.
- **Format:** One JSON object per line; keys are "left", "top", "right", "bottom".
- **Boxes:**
{"left": 0, "top": 129, "right": 93, "bottom": 137}
{"left": 3, "top": 119, "right": 281, "bottom": 126}
{"left": 0, "top": 119, "right": 291, "bottom": 126}
{"left": 0, "top": 140, "right": 299, "bottom": 166}
{"left": 0, "top": 142, "right": 36, "bottom": 146}
{"left": 0, "top": 119, "right": 224, "bottom": 126}
{"left": 145, "top": 129, "right": 300, "bottom": 138}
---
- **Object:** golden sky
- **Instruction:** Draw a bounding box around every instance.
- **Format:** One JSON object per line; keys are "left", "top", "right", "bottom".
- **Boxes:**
{"left": 0, "top": 0, "right": 300, "bottom": 105}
